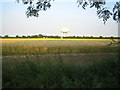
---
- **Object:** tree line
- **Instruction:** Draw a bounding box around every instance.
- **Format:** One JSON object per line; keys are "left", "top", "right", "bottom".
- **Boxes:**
{"left": 1, "top": 34, "right": 120, "bottom": 39}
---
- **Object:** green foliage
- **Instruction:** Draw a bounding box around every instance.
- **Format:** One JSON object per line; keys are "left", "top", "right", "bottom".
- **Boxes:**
{"left": 77, "top": 0, "right": 106, "bottom": 9}
{"left": 24, "top": 0, "right": 53, "bottom": 18}
{"left": 77, "top": 0, "right": 120, "bottom": 24}
{"left": 26, "top": 5, "right": 39, "bottom": 18}
{"left": 113, "top": 1, "right": 120, "bottom": 22}
{"left": 16, "top": 0, "right": 120, "bottom": 24}
{"left": 2, "top": 34, "right": 120, "bottom": 39}
{"left": 97, "top": 8, "right": 112, "bottom": 24}
{"left": 4, "top": 35, "right": 9, "bottom": 38}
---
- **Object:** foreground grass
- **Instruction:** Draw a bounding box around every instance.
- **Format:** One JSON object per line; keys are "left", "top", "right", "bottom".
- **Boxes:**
{"left": 3, "top": 55, "right": 119, "bottom": 88}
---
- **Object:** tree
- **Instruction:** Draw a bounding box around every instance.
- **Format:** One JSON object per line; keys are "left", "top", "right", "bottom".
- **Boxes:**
{"left": 16, "top": 0, "right": 53, "bottom": 18}
{"left": 77, "top": 0, "right": 120, "bottom": 24}
{"left": 16, "top": 35, "right": 19, "bottom": 38}
{"left": 4, "top": 35, "right": 9, "bottom": 38}
{"left": 99, "top": 36, "right": 103, "bottom": 38}
{"left": 16, "top": 0, "right": 120, "bottom": 24}
{"left": 22, "top": 35, "right": 26, "bottom": 38}
{"left": 38, "top": 34, "right": 43, "bottom": 38}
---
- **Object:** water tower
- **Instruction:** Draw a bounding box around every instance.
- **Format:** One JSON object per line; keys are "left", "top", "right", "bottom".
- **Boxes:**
{"left": 60, "top": 27, "right": 69, "bottom": 39}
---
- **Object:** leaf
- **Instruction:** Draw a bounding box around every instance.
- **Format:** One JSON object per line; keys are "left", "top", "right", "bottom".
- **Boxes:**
{"left": 90, "top": 3, "right": 94, "bottom": 8}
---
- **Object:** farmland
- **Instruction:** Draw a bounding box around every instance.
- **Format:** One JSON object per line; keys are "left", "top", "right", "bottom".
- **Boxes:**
{"left": 2, "top": 38, "right": 119, "bottom": 88}
{"left": 2, "top": 38, "right": 119, "bottom": 56}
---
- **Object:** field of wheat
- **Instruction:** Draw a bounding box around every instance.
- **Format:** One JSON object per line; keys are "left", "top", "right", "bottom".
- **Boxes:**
{"left": 2, "top": 38, "right": 119, "bottom": 56}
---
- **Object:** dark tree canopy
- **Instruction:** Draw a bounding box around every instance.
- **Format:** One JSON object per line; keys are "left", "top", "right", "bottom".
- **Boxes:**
{"left": 16, "top": 0, "right": 54, "bottom": 17}
{"left": 77, "top": 0, "right": 120, "bottom": 24}
{"left": 16, "top": 0, "right": 120, "bottom": 24}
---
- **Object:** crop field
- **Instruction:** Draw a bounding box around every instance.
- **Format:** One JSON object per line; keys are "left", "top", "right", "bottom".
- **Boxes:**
{"left": 2, "top": 38, "right": 119, "bottom": 56}
{"left": 1, "top": 38, "right": 119, "bottom": 88}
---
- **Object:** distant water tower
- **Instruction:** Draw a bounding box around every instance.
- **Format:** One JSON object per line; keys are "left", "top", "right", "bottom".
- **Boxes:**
{"left": 60, "top": 27, "right": 69, "bottom": 39}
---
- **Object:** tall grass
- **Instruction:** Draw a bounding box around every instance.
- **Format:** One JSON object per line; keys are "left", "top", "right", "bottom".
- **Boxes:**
{"left": 2, "top": 56, "right": 119, "bottom": 88}
{"left": 2, "top": 39, "right": 119, "bottom": 56}
{"left": 2, "top": 45, "right": 118, "bottom": 56}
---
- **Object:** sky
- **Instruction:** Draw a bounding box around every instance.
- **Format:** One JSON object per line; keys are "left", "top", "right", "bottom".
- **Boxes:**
{"left": 0, "top": 0, "right": 119, "bottom": 37}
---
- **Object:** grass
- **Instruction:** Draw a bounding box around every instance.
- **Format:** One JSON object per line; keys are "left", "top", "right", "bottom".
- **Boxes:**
{"left": 2, "top": 55, "right": 119, "bottom": 88}
{"left": 2, "top": 38, "right": 119, "bottom": 88}
{"left": 2, "top": 45, "right": 119, "bottom": 56}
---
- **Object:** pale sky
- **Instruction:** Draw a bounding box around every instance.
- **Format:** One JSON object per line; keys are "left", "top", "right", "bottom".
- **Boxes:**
{"left": 0, "top": 0, "right": 119, "bottom": 37}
